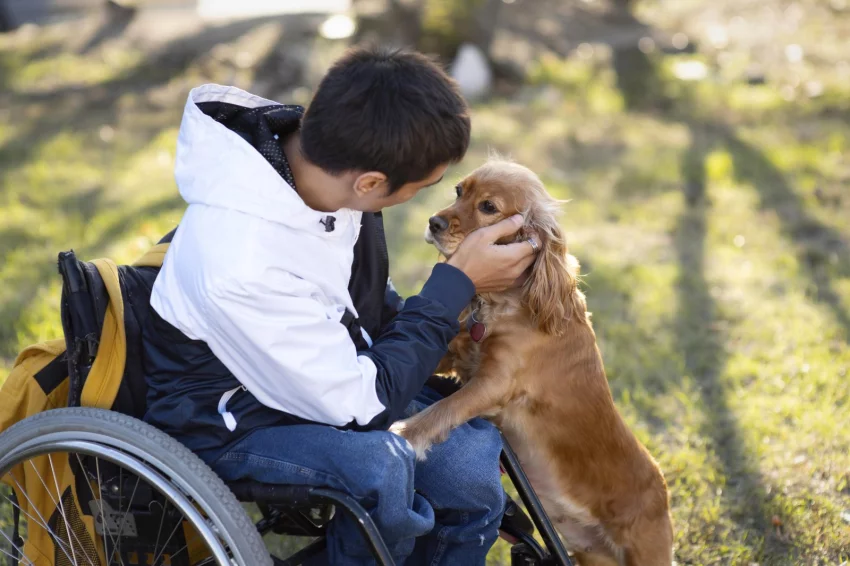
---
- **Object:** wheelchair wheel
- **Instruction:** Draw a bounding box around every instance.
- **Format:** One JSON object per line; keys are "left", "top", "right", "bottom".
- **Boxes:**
{"left": 0, "top": 408, "right": 272, "bottom": 566}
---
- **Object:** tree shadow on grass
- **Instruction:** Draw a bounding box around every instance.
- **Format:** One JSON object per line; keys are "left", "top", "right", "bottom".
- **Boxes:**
{"left": 78, "top": 2, "right": 137, "bottom": 55}
{"left": 604, "top": 24, "right": 791, "bottom": 549}
{"left": 597, "top": 4, "right": 850, "bottom": 546}
{"left": 0, "top": 13, "right": 321, "bottom": 192}
{"left": 675, "top": 124, "right": 779, "bottom": 552}
{"left": 674, "top": 120, "right": 850, "bottom": 345}
{"left": 717, "top": 128, "right": 850, "bottom": 344}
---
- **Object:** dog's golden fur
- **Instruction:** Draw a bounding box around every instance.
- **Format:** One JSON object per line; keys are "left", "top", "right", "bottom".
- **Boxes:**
{"left": 390, "top": 159, "right": 674, "bottom": 565}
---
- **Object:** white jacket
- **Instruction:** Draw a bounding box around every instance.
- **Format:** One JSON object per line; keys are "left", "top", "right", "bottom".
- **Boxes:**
{"left": 150, "top": 84, "right": 387, "bottom": 427}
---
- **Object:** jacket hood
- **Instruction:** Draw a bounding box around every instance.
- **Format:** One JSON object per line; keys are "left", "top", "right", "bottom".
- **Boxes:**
{"left": 173, "top": 84, "right": 360, "bottom": 238}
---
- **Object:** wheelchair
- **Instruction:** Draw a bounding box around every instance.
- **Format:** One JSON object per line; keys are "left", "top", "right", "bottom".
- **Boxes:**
{"left": 0, "top": 249, "right": 573, "bottom": 566}
{"left": 0, "top": 405, "right": 573, "bottom": 566}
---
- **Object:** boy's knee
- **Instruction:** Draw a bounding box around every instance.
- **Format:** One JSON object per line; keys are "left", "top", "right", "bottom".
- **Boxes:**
{"left": 466, "top": 446, "right": 506, "bottom": 514}
{"left": 418, "top": 419, "right": 505, "bottom": 513}
{"left": 448, "top": 419, "right": 503, "bottom": 479}
{"left": 330, "top": 431, "right": 434, "bottom": 553}
{"left": 356, "top": 430, "right": 417, "bottom": 487}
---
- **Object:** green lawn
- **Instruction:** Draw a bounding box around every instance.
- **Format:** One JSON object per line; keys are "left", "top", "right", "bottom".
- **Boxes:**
{"left": 1, "top": 4, "right": 849, "bottom": 564}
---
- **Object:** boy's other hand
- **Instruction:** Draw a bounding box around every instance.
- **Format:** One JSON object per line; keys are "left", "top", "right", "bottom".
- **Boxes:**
{"left": 447, "top": 215, "right": 540, "bottom": 293}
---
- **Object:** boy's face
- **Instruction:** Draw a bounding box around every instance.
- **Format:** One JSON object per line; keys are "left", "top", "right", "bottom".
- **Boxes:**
{"left": 351, "top": 164, "right": 449, "bottom": 212}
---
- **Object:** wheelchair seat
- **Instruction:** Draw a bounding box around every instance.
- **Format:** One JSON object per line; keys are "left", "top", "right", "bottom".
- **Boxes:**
{"left": 226, "top": 477, "right": 537, "bottom": 566}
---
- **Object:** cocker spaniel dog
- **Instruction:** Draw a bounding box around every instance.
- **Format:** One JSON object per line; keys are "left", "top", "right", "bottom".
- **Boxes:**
{"left": 391, "top": 159, "right": 673, "bottom": 566}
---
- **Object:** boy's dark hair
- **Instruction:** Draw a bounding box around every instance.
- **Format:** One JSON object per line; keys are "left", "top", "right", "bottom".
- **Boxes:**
{"left": 300, "top": 46, "right": 471, "bottom": 193}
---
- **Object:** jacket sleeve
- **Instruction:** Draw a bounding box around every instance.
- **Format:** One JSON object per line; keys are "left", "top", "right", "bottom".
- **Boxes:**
{"left": 380, "top": 277, "right": 405, "bottom": 332}
{"left": 202, "top": 263, "right": 473, "bottom": 430}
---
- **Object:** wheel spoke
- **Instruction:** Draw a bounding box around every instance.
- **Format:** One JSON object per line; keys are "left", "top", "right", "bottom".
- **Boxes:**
{"left": 167, "top": 528, "right": 219, "bottom": 566}
{"left": 71, "top": 452, "right": 107, "bottom": 566}
{"left": 107, "top": 474, "right": 140, "bottom": 566}
{"left": 1, "top": 486, "right": 70, "bottom": 563}
{"left": 14, "top": 466, "right": 83, "bottom": 565}
{"left": 0, "top": 517, "right": 36, "bottom": 566}
{"left": 152, "top": 498, "right": 169, "bottom": 563}
{"left": 0, "top": 497, "right": 53, "bottom": 562}
{"left": 167, "top": 543, "right": 189, "bottom": 564}
{"left": 0, "top": 537, "right": 35, "bottom": 566}
{"left": 48, "top": 454, "right": 79, "bottom": 566}
{"left": 150, "top": 515, "right": 185, "bottom": 566}
{"left": 117, "top": 465, "right": 123, "bottom": 565}
{"left": 11, "top": 466, "right": 97, "bottom": 565}
{"left": 95, "top": 457, "right": 123, "bottom": 565}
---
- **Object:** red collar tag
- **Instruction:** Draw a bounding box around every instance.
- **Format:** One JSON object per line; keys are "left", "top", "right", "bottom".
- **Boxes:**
{"left": 467, "top": 303, "right": 486, "bottom": 342}
{"left": 470, "top": 321, "right": 486, "bottom": 342}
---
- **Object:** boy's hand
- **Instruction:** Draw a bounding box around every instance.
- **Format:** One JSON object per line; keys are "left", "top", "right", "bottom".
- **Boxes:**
{"left": 447, "top": 215, "right": 540, "bottom": 293}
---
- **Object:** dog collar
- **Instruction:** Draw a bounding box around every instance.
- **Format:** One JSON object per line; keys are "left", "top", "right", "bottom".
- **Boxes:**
{"left": 467, "top": 299, "right": 486, "bottom": 342}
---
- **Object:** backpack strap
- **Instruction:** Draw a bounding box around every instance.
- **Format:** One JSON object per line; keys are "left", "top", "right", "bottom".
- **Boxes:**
{"left": 79, "top": 241, "right": 169, "bottom": 408}
{"left": 14, "top": 339, "right": 66, "bottom": 366}
{"left": 80, "top": 259, "right": 127, "bottom": 409}
{"left": 340, "top": 308, "right": 370, "bottom": 350}
{"left": 132, "top": 243, "right": 169, "bottom": 268}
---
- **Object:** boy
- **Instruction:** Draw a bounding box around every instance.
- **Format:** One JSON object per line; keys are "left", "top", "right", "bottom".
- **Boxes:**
{"left": 143, "top": 47, "right": 538, "bottom": 565}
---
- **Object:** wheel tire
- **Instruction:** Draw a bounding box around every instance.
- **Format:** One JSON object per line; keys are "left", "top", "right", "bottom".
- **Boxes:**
{"left": 0, "top": 407, "right": 272, "bottom": 566}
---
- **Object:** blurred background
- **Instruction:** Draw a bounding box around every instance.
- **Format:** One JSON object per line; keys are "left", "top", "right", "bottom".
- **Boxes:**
{"left": 0, "top": 0, "right": 848, "bottom": 563}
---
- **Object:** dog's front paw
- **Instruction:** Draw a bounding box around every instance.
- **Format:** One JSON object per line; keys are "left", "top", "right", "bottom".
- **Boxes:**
{"left": 389, "top": 419, "right": 434, "bottom": 461}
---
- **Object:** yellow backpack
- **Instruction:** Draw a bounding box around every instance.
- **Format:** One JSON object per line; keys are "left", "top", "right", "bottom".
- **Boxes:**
{"left": 0, "top": 243, "right": 170, "bottom": 565}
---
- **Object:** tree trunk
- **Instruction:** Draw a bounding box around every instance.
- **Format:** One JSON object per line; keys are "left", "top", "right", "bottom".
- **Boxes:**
{"left": 354, "top": 0, "right": 502, "bottom": 64}
{"left": 609, "top": 0, "right": 663, "bottom": 110}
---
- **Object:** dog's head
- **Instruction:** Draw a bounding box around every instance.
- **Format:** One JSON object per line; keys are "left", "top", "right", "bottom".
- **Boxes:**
{"left": 426, "top": 159, "right": 581, "bottom": 335}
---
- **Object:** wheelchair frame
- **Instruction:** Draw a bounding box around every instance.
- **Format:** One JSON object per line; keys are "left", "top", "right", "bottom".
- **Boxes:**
{"left": 224, "top": 433, "right": 573, "bottom": 566}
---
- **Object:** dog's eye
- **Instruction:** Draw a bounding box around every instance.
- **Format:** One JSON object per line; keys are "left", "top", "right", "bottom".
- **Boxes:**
{"left": 478, "top": 200, "right": 498, "bottom": 214}
{"left": 455, "top": 184, "right": 462, "bottom": 198}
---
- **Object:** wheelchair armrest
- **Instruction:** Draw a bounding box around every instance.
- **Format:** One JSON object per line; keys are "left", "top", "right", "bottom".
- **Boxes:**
{"left": 501, "top": 495, "right": 535, "bottom": 539}
{"left": 228, "top": 481, "right": 315, "bottom": 506}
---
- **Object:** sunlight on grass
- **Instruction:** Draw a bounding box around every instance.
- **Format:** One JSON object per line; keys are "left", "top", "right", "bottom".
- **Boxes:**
{"left": 10, "top": 48, "right": 145, "bottom": 91}
{"left": 0, "top": 23, "right": 145, "bottom": 93}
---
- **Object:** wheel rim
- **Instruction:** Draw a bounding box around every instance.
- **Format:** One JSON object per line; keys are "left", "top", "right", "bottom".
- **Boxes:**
{"left": 0, "top": 438, "right": 235, "bottom": 566}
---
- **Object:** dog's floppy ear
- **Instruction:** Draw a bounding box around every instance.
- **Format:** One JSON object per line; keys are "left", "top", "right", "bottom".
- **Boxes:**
{"left": 523, "top": 202, "right": 581, "bottom": 336}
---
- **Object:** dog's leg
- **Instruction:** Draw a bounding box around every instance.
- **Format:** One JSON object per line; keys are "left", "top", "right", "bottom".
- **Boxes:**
{"left": 389, "top": 361, "right": 514, "bottom": 459}
{"left": 572, "top": 552, "right": 619, "bottom": 566}
{"left": 623, "top": 545, "right": 673, "bottom": 566}
{"left": 621, "top": 512, "right": 674, "bottom": 566}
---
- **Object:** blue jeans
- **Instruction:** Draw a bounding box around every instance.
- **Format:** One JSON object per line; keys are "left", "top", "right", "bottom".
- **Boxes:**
{"left": 209, "top": 387, "right": 506, "bottom": 565}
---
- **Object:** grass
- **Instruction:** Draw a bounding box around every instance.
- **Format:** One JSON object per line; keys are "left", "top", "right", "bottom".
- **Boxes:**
{"left": 1, "top": 2, "right": 849, "bottom": 564}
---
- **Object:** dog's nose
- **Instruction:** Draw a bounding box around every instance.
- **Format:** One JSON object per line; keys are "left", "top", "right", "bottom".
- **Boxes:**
{"left": 429, "top": 216, "right": 449, "bottom": 234}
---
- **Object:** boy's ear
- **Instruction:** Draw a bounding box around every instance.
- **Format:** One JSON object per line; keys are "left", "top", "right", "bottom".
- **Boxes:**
{"left": 353, "top": 172, "right": 388, "bottom": 197}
